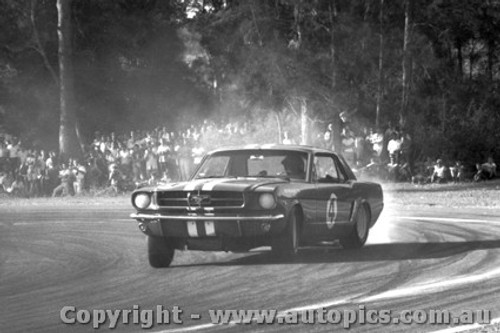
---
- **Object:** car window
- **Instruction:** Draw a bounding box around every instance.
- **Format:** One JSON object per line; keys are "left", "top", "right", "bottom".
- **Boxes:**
{"left": 314, "top": 154, "right": 346, "bottom": 183}
{"left": 196, "top": 155, "right": 230, "bottom": 178}
{"left": 193, "top": 150, "right": 307, "bottom": 180}
{"left": 248, "top": 155, "right": 287, "bottom": 176}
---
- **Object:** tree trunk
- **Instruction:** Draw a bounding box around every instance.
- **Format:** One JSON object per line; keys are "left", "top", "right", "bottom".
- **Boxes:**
{"left": 300, "top": 99, "right": 308, "bottom": 145}
{"left": 31, "top": 0, "right": 59, "bottom": 85}
{"left": 331, "top": 115, "right": 342, "bottom": 153}
{"left": 375, "top": 0, "right": 384, "bottom": 129}
{"left": 58, "top": 0, "right": 79, "bottom": 160}
{"left": 400, "top": 0, "right": 412, "bottom": 128}
{"left": 328, "top": 0, "right": 342, "bottom": 152}
{"left": 274, "top": 111, "right": 282, "bottom": 144}
{"left": 328, "top": 1, "right": 337, "bottom": 90}
{"left": 456, "top": 39, "right": 463, "bottom": 78}
{"left": 441, "top": 93, "right": 446, "bottom": 133}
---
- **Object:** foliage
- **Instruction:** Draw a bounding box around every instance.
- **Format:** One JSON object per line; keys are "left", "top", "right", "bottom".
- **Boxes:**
{"left": 0, "top": 0, "right": 499, "bottom": 164}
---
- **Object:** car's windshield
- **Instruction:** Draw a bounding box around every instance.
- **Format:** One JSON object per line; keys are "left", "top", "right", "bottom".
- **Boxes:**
{"left": 193, "top": 150, "right": 308, "bottom": 181}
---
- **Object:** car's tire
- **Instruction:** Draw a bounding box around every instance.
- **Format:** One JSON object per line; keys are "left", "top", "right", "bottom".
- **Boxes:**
{"left": 340, "top": 204, "right": 370, "bottom": 249}
{"left": 147, "top": 236, "right": 175, "bottom": 268}
{"left": 271, "top": 208, "right": 300, "bottom": 257}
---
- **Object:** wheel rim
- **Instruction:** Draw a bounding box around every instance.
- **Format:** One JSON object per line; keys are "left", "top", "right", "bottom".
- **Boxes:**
{"left": 356, "top": 206, "right": 368, "bottom": 240}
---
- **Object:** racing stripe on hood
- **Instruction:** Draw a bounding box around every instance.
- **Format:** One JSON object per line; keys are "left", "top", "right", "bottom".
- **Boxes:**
{"left": 209, "top": 179, "right": 288, "bottom": 192}
{"left": 201, "top": 178, "right": 233, "bottom": 191}
{"left": 183, "top": 179, "right": 212, "bottom": 191}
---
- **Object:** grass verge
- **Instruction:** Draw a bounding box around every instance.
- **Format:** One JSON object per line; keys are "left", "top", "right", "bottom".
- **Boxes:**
{"left": 383, "top": 179, "right": 500, "bottom": 209}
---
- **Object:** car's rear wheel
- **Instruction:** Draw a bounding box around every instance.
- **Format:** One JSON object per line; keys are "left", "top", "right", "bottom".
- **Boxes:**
{"left": 272, "top": 208, "right": 300, "bottom": 256}
{"left": 148, "top": 236, "right": 175, "bottom": 268}
{"left": 340, "top": 204, "right": 370, "bottom": 249}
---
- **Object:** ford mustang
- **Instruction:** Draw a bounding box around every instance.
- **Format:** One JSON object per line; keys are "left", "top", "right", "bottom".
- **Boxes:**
{"left": 131, "top": 144, "right": 384, "bottom": 267}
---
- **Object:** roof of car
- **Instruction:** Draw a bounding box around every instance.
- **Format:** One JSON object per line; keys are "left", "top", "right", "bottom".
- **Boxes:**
{"left": 207, "top": 144, "right": 336, "bottom": 155}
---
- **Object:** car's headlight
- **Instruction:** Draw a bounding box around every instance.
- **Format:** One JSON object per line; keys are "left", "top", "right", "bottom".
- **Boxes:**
{"left": 258, "top": 193, "right": 276, "bottom": 209}
{"left": 134, "top": 193, "right": 151, "bottom": 209}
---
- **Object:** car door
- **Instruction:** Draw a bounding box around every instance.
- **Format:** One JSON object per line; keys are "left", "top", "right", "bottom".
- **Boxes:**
{"left": 312, "top": 153, "right": 355, "bottom": 238}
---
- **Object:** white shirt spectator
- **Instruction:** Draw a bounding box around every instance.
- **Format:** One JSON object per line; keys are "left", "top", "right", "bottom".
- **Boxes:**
{"left": 46, "top": 156, "right": 54, "bottom": 170}
{"left": 387, "top": 137, "right": 402, "bottom": 155}
{"left": 368, "top": 132, "right": 384, "bottom": 155}
{"left": 192, "top": 146, "right": 205, "bottom": 165}
{"left": 433, "top": 164, "right": 446, "bottom": 178}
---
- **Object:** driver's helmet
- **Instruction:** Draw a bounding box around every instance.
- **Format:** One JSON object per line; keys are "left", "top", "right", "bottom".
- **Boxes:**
{"left": 281, "top": 154, "right": 305, "bottom": 176}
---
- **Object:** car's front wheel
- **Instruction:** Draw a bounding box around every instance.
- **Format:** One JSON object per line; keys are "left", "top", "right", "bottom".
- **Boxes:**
{"left": 147, "top": 236, "right": 175, "bottom": 268}
{"left": 271, "top": 208, "right": 300, "bottom": 256}
{"left": 340, "top": 204, "right": 370, "bottom": 249}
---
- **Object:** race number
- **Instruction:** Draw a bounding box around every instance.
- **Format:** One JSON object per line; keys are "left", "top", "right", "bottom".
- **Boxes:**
{"left": 326, "top": 193, "right": 338, "bottom": 229}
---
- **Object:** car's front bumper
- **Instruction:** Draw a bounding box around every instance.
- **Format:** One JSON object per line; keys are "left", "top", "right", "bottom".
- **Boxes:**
{"left": 131, "top": 213, "right": 284, "bottom": 221}
{"left": 131, "top": 212, "right": 286, "bottom": 238}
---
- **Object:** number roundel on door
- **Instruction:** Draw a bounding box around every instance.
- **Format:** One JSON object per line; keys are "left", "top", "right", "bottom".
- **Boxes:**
{"left": 326, "top": 193, "right": 337, "bottom": 229}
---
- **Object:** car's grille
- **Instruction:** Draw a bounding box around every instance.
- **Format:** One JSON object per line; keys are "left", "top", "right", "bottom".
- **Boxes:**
{"left": 156, "top": 191, "right": 245, "bottom": 209}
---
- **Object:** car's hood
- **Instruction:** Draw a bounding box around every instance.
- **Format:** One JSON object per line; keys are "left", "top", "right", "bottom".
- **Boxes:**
{"left": 152, "top": 177, "right": 290, "bottom": 192}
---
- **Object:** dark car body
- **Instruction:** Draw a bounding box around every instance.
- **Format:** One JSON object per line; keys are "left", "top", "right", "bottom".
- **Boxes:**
{"left": 131, "top": 144, "right": 384, "bottom": 267}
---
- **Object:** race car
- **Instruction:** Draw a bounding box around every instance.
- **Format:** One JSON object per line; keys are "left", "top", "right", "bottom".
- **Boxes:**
{"left": 131, "top": 144, "right": 384, "bottom": 267}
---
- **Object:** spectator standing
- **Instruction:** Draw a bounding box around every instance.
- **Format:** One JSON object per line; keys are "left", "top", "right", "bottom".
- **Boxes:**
{"left": 131, "top": 145, "right": 144, "bottom": 183}
{"left": 52, "top": 163, "right": 75, "bottom": 197}
{"left": 119, "top": 147, "right": 132, "bottom": 178}
{"left": 157, "top": 138, "right": 171, "bottom": 175}
{"left": 282, "top": 131, "right": 296, "bottom": 145}
{"left": 177, "top": 138, "right": 193, "bottom": 181}
{"left": 45, "top": 151, "right": 59, "bottom": 194}
{"left": 37, "top": 150, "right": 48, "bottom": 195}
{"left": 387, "top": 133, "right": 402, "bottom": 165}
{"left": 399, "top": 130, "right": 412, "bottom": 167}
{"left": 144, "top": 147, "right": 159, "bottom": 180}
{"left": 449, "top": 160, "right": 465, "bottom": 182}
{"left": 8, "top": 139, "right": 21, "bottom": 170}
{"left": 108, "top": 164, "right": 123, "bottom": 193}
{"left": 321, "top": 130, "right": 332, "bottom": 150}
{"left": 88, "top": 148, "right": 107, "bottom": 188}
{"left": 381, "top": 122, "right": 397, "bottom": 161}
{"left": 431, "top": 159, "right": 447, "bottom": 183}
{"left": 367, "top": 127, "right": 383, "bottom": 158}
{"left": 341, "top": 127, "right": 356, "bottom": 163}
{"left": 72, "top": 159, "right": 87, "bottom": 195}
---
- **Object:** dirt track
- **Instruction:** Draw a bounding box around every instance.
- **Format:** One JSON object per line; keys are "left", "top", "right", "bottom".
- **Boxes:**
{"left": 1, "top": 201, "right": 500, "bottom": 332}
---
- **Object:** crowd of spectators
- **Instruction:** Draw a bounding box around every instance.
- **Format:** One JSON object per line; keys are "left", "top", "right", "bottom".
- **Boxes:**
{"left": 316, "top": 118, "right": 415, "bottom": 182}
{"left": 0, "top": 121, "right": 250, "bottom": 197}
{"left": 0, "top": 115, "right": 497, "bottom": 198}
{"left": 316, "top": 115, "right": 497, "bottom": 184}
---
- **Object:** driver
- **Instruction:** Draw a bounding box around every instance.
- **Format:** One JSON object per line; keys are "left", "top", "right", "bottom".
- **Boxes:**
{"left": 281, "top": 154, "right": 306, "bottom": 179}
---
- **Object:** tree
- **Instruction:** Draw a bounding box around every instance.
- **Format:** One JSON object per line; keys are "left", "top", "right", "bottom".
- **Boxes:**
{"left": 375, "top": 0, "right": 384, "bottom": 129}
{"left": 57, "top": 0, "right": 79, "bottom": 159}
{"left": 400, "top": 0, "right": 412, "bottom": 128}
{"left": 1, "top": 0, "right": 500, "bottom": 165}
